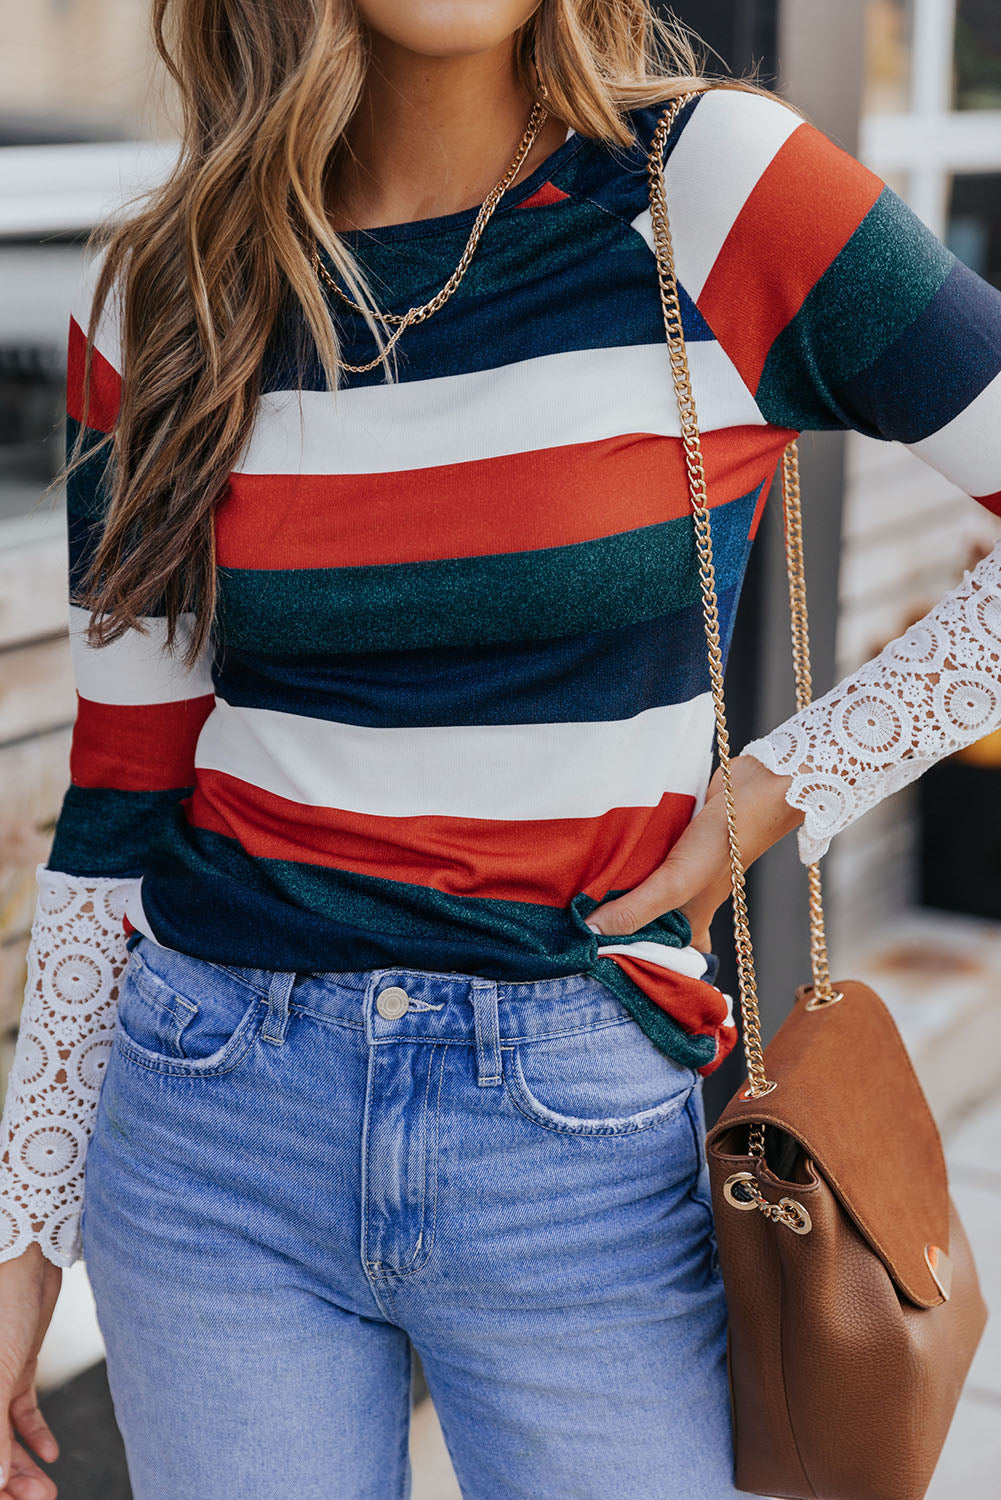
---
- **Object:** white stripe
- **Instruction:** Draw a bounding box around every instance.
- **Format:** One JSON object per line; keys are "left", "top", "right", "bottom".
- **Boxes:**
{"left": 631, "top": 89, "right": 802, "bottom": 302}
{"left": 596, "top": 941, "right": 709, "bottom": 979}
{"left": 69, "top": 604, "right": 215, "bottom": 705}
{"left": 906, "top": 367, "right": 1001, "bottom": 499}
{"left": 71, "top": 244, "right": 122, "bottom": 375}
{"left": 195, "top": 695, "right": 716, "bottom": 821}
{"left": 123, "top": 882, "right": 158, "bottom": 943}
{"left": 237, "top": 341, "right": 765, "bottom": 477}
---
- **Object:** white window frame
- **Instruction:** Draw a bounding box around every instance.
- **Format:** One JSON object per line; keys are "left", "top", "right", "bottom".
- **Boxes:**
{"left": 860, "top": 0, "right": 1001, "bottom": 237}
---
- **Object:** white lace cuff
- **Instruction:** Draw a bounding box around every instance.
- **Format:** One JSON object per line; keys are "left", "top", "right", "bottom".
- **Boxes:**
{"left": 0, "top": 863, "right": 136, "bottom": 1267}
{"left": 740, "top": 539, "right": 1001, "bottom": 865}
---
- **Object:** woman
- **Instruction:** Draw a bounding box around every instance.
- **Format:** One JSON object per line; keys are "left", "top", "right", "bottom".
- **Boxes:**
{"left": 1, "top": 2, "right": 1000, "bottom": 1497}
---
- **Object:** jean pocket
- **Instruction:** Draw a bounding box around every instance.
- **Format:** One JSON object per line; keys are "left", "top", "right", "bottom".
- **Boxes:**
{"left": 115, "top": 936, "right": 265, "bottom": 1077}
{"left": 503, "top": 1016, "right": 697, "bottom": 1137}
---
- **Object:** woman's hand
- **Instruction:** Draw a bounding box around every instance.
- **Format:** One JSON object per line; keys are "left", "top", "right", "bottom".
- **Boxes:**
{"left": 586, "top": 754, "right": 805, "bottom": 951}
{"left": 0, "top": 1242, "right": 62, "bottom": 1500}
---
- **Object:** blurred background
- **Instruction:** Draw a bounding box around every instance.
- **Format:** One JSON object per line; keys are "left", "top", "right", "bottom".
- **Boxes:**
{"left": 0, "top": 1, "right": 998, "bottom": 1496}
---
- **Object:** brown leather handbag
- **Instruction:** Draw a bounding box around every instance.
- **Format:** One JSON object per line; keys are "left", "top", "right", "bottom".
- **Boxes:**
{"left": 646, "top": 92, "right": 990, "bottom": 1500}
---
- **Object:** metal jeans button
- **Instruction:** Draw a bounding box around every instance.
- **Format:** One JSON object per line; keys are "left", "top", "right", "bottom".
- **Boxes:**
{"left": 376, "top": 986, "right": 411, "bottom": 1019}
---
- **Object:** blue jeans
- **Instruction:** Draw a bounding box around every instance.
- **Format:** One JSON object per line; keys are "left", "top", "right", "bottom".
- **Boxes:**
{"left": 81, "top": 933, "right": 757, "bottom": 1500}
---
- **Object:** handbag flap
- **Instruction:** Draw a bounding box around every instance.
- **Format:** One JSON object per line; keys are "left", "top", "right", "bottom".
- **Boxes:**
{"left": 705, "top": 979, "right": 950, "bottom": 1308}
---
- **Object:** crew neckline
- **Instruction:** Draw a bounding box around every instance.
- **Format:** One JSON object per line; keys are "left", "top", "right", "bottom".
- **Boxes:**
{"left": 325, "top": 123, "right": 589, "bottom": 249}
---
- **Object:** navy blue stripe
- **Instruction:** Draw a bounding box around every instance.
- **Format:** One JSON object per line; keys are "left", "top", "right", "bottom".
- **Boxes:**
{"left": 213, "top": 583, "right": 737, "bottom": 728}
{"left": 66, "top": 418, "right": 174, "bottom": 618}
{"left": 267, "top": 227, "right": 711, "bottom": 393}
{"left": 66, "top": 416, "right": 113, "bottom": 599}
{"left": 557, "top": 95, "right": 705, "bottom": 227}
{"left": 143, "top": 820, "right": 595, "bottom": 977}
{"left": 841, "top": 255, "right": 1001, "bottom": 444}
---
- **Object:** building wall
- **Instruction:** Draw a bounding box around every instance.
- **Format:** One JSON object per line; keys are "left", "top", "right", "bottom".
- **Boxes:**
{"left": 0, "top": 0, "right": 173, "bottom": 138}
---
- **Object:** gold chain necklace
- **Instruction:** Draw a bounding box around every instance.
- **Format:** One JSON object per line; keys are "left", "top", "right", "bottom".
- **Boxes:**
{"left": 311, "top": 101, "right": 549, "bottom": 373}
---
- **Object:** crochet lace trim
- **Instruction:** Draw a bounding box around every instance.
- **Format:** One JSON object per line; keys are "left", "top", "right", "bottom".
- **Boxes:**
{"left": 0, "top": 864, "right": 133, "bottom": 1267}
{"left": 741, "top": 541, "right": 1001, "bottom": 864}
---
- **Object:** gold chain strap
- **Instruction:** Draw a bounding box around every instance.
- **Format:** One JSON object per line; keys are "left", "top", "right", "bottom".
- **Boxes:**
{"left": 312, "top": 102, "right": 550, "bottom": 373}
{"left": 646, "top": 92, "right": 841, "bottom": 1138}
{"left": 779, "top": 442, "right": 839, "bottom": 1004}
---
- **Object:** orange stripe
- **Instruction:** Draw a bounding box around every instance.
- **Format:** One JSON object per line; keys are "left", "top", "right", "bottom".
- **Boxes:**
{"left": 67, "top": 316, "right": 121, "bottom": 434}
{"left": 605, "top": 951, "right": 739, "bottom": 1075}
{"left": 70, "top": 695, "right": 214, "bottom": 790}
{"left": 185, "top": 767, "right": 696, "bottom": 907}
{"left": 696, "top": 1029, "right": 739, "bottom": 1077}
{"left": 698, "top": 123, "right": 884, "bottom": 395}
{"left": 216, "top": 428, "right": 790, "bottom": 568}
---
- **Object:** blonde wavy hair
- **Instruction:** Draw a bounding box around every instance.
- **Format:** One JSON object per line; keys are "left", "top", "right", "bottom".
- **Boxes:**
{"left": 60, "top": 0, "right": 798, "bottom": 667}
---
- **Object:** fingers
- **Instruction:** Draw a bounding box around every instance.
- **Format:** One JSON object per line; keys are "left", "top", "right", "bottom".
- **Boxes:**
{"left": 586, "top": 753, "right": 798, "bottom": 938}
{"left": 10, "top": 1387, "right": 58, "bottom": 1468}
{"left": 0, "top": 1251, "right": 64, "bottom": 1498}
{"left": 587, "top": 802, "right": 731, "bottom": 937}
{"left": 0, "top": 1436, "right": 57, "bottom": 1500}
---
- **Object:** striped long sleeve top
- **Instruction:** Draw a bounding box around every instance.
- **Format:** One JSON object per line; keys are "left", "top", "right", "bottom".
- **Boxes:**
{"left": 46, "top": 83, "right": 1001, "bottom": 1066}
{"left": 6, "top": 83, "right": 1001, "bottom": 1264}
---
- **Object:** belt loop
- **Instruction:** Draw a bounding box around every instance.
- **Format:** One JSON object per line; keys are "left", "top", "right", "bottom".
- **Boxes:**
{"left": 471, "top": 980, "right": 501, "bottom": 1087}
{"left": 261, "top": 969, "right": 296, "bottom": 1046}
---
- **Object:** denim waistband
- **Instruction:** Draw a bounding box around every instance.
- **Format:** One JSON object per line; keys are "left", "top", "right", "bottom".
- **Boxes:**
{"left": 133, "top": 934, "right": 643, "bottom": 1052}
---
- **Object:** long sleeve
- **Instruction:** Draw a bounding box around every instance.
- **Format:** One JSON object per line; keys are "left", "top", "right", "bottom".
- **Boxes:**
{"left": 0, "top": 251, "right": 215, "bottom": 1266}
{"left": 665, "top": 89, "right": 1001, "bottom": 861}
{"left": 740, "top": 540, "right": 1001, "bottom": 863}
{"left": 0, "top": 866, "right": 133, "bottom": 1265}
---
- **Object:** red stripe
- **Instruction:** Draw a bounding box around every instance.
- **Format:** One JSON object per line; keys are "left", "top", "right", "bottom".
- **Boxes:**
{"left": 69, "top": 695, "right": 214, "bottom": 790}
{"left": 605, "top": 951, "right": 739, "bottom": 1076}
{"left": 697, "top": 1027, "right": 738, "bottom": 1078}
{"left": 608, "top": 952, "right": 729, "bottom": 1036}
{"left": 217, "top": 428, "right": 790, "bottom": 568}
{"left": 519, "top": 181, "right": 572, "bottom": 208}
{"left": 974, "top": 487, "right": 1001, "bottom": 517}
{"left": 185, "top": 767, "right": 696, "bottom": 907}
{"left": 67, "top": 316, "right": 121, "bottom": 433}
{"left": 699, "top": 123, "right": 884, "bottom": 395}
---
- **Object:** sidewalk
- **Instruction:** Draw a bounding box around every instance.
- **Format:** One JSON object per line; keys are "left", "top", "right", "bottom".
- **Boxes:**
{"left": 927, "top": 1090, "right": 1001, "bottom": 1495}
